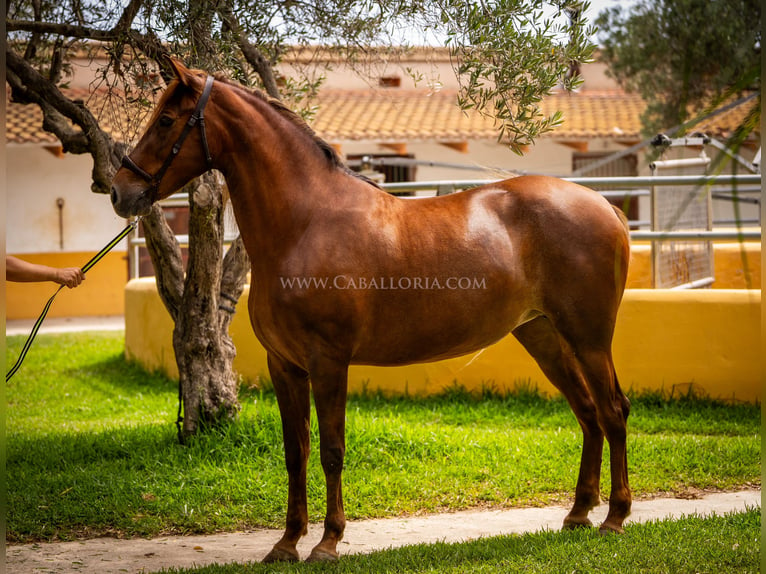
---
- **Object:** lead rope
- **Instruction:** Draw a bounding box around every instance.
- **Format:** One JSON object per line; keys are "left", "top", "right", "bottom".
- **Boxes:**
{"left": 6, "top": 218, "right": 141, "bottom": 382}
{"left": 176, "top": 377, "right": 184, "bottom": 441}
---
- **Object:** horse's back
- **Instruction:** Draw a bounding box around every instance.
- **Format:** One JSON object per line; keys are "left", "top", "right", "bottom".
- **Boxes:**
{"left": 485, "top": 175, "right": 623, "bottom": 226}
{"left": 484, "top": 175, "right": 629, "bottom": 256}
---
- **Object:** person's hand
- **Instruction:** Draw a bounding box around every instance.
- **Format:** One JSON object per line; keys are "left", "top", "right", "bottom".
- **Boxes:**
{"left": 54, "top": 267, "right": 85, "bottom": 288}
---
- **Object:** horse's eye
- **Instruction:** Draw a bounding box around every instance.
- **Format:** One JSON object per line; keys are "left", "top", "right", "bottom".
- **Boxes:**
{"left": 158, "top": 115, "right": 174, "bottom": 128}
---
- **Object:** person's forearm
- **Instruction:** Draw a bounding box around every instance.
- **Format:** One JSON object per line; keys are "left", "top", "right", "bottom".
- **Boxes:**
{"left": 6, "top": 256, "right": 58, "bottom": 282}
{"left": 6, "top": 256, "right": 85, "bottom": 287}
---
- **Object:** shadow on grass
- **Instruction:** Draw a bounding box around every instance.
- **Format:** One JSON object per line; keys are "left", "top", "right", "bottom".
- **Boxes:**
{"left": 63, "top": 353, "right": 179, "bottom": 397}
{"left": 7, "top": 414, "right": 288, "bottom": 542}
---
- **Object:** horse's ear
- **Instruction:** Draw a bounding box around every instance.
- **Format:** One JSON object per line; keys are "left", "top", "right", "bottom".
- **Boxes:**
{"left": 166, "top": 58, "right": 193, "bottom": 86}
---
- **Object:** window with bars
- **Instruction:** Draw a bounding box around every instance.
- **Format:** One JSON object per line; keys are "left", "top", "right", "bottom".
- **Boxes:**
{"left": 348, "top": 153, "right": 417, "bottom": 183}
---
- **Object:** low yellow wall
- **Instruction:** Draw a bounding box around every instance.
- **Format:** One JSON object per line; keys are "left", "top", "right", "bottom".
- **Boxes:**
{"left": 626, "top": 242, "right": 761, "bottom": 289}
{"left": 5, "top": 252, "right": 128, "bottom": 319}
{"left": 125, "top": 279, "right": 761, "bottom": 403}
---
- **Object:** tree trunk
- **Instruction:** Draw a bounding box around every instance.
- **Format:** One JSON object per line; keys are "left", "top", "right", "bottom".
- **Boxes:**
{"left": 142, "top": 173, "right": 249, "bottom": 443}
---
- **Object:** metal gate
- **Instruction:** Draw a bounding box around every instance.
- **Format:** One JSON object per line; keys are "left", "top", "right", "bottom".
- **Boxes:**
{"left": 650, "top": 136, "right": 714, "bottom": 288}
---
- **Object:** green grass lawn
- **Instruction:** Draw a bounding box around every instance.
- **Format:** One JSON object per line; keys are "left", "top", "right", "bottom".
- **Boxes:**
{"left": 6, "top": 332, "right": 761, "bottom": 546}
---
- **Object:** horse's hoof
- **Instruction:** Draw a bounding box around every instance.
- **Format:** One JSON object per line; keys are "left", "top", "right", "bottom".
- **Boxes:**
{"left": 306, "top": 547, "right": 339, "bottom": 563}
{"left": 262, "top": 546, "right": 300, "bottom": 563}
{"left": 562, "top": 516, "right": 594, "bottom": 530}
{"left": 598, "top": 521, "right": 625, "bottom": 535}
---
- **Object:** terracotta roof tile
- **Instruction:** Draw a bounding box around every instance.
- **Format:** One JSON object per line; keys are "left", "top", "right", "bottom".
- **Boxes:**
{"left": 313, "top": 89, "right": 500, "bottom": 141}
{"left": 694, "top": 95, "right": 759, "bottom": 139}
{"left": 5, "top": 88, "right": 156, "bottom": 146}
{"left": 6, "top": 94, "right": 59, "bottom": 144}
{"left": 6, "top": 86, "right": 757, "bottom": 147}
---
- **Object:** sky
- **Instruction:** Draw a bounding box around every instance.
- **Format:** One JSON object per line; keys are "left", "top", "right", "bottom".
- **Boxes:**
{"left": 587, "top": 0, "right": 638, "bottom": 16}
{"left": 586, "top": 0, "right": 639, "bottom": 40}
{"left": 397, "top": 0, "right": 642, "bottom": 47}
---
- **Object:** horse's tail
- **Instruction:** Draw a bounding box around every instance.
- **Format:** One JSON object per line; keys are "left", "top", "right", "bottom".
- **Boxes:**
{"left": 614, "top": 371, "right": 631, "bottom": 421}
{"left": 612, "top": 204, "right": 630, "bottom": 235}
{"left": 610, "top": 204, "right": 631, "bottom": 293}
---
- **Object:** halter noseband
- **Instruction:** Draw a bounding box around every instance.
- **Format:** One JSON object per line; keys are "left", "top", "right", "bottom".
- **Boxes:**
{"left": 121, "top": 75, "right": 215, "bottom": 201}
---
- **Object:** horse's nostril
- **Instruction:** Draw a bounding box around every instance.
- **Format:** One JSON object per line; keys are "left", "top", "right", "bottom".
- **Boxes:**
{"left": 110, "top": 186, "right": 118, "bottom": 206}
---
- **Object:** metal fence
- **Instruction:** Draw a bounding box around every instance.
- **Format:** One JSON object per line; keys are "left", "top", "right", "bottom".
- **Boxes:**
{"left": 128, "top": 173, "right": 761, "bottom": 279}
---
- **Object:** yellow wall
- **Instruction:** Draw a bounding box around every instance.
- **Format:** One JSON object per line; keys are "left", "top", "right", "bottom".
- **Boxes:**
{"left": 626, "top": 242, "right": 761, "bottom": 289}
{"left": 125, "top": 279, "right": 761, "bottom": 403}
{"left": 711, "top": 243, "right": 761, "bottom": 289}
{"left": 5, "top": 251, "right": 128, "bottom": 319}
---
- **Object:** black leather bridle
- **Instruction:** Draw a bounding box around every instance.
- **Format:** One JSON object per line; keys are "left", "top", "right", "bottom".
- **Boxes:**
{"left": 121, "top": 75, "right": 215, "bottom": 201}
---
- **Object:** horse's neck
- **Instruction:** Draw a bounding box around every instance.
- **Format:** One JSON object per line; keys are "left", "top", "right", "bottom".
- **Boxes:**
{"left": 217, "top": 92, "right": 371, "bottom": 261}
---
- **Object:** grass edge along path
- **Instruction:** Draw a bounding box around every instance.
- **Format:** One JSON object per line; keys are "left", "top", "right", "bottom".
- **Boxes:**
{"left": 160, "top": 509, "right": 762, "bottom": 573}
{"left": 6, "top": 491, "right": 760, "bottom": 574}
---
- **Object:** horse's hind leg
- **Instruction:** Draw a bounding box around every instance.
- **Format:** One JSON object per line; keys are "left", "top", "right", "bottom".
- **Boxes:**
{"left": 263, "top": 354, "right": 311, "bottom": 563}
{"left": 513, "top": 316, "right": 605, "bottom": 529}
{"left": 572, "top": 346, "right": 631, "bottom": 533}
{"left": 540, "top": 302, "right": 631, "bottom": 533}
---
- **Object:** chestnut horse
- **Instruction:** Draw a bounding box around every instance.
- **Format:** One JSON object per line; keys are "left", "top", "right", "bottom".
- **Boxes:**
{"left": 112, "top": 60, "right": 631, "bottom": 562}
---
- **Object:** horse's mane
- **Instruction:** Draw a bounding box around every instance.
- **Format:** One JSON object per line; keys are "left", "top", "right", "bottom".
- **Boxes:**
{"left": 211, "top": 74, "right": 380, "bottom": 188}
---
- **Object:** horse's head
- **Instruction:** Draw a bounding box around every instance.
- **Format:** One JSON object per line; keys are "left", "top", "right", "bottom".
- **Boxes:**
{"left": 111, "top": 59, "right": 215, "bottom": 218}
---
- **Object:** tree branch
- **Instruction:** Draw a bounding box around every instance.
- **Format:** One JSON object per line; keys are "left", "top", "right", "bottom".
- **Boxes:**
{"left": 220, "top": 234, "right": 249, "bottom": 320}
{"left": 112, "top": 0, "right": 145, "bottom": 35}
{"left": 9, "top": 0, "right": 144, "bottom": 39}
{"left": 7, "top": 18, "right": 117, "bottom": 40}
{"left": 126, "top": 29, "right": 169, "bottom": 63}
{"left": 217, "top": 3, "right": 282, "bottom": 99}
{"left": 6, "top": 48, "right": 119, "bottom": 193}
{"left": 142, "top": 203, "right": 185, "bottom": 321}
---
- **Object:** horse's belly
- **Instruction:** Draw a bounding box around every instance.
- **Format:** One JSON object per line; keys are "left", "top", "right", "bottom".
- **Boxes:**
{"left": 351, "top": 335, "right": 504, "bottom": 366}
{"left": 349, "top": 301, "right": 534, "bottom": 366}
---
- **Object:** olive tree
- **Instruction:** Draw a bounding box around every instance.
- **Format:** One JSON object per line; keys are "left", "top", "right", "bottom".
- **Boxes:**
{"left": 596, "top": 0, "right": 760, "bottom": 138}
{"left": 7, "top": 0, "right": 594, "bottom": 440}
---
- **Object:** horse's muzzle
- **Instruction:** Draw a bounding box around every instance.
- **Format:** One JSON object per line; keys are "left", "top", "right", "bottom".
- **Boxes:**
{"left": 111, "top": 184, "right": 153, "bottom": 218}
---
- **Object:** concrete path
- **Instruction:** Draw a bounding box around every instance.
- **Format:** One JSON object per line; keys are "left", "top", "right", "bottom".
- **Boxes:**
{"left": 6, "top": 489, "right": 760, "bottom": 574}
{"left": 6, "top": 316, "right": 126, "bottom": 336}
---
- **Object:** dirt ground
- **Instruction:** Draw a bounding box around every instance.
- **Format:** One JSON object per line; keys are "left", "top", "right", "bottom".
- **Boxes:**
{"left": 6, "top": 489, "right": 760, "bottom": 574}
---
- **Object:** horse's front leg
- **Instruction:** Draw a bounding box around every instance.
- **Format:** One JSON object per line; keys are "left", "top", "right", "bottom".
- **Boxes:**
{"left": 263, "top": 354, "right": 311, "bottom": 563}
{"left": 306, "top": 358, "right": 349, "bottom": 562}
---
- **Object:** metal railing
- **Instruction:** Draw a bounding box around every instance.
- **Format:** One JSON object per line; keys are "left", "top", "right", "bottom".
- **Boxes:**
{"left": 381, "top": 174, "right": 762, "bottom": 192}
{"left": 128, "top": 173, "right": 761, "bottom": 278}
